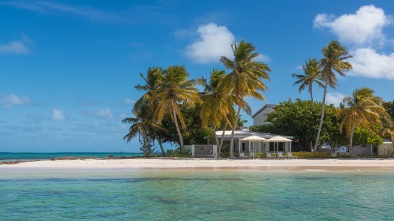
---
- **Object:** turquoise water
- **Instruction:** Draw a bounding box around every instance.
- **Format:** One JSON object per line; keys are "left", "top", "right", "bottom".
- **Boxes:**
{"left": 1, "top": 168, "right": 394, "bottom": 220}
{"left": 0, "top": 152, "right": 142, "bottom": 162}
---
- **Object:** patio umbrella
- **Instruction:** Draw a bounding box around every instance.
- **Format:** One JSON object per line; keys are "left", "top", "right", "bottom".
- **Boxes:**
{"left": 265, "top": 136, "right": 292, "bottom": 158}
{"left": 241, "top": 135, "right": 267, "bottom": 157}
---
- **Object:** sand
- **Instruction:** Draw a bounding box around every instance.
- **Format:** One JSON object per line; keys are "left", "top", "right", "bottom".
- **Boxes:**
{"left": 2, "top": 158, "right": 394, "bottom": 170}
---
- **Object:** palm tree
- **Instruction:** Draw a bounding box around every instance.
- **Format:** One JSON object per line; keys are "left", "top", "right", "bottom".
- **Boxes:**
{"left": 123, "top": 68, "right": 167, "bottom": 155}
{"left": 199, "top": 69, "right": 234, "bottom": 157}
{"left": 339, "top": 88, "right": 390, "bottom": 155}
{"left": 292, "top": 58, "right": 324, "bottom": 107}
{"left": 219, "top": 40, "right": 271, "bottom": 158}
{"left": 153, "top": 66, "right": 201, "bottom": 151}
{"left": 122, "top": 109, "right": 166, "bottom": 155}
{"left": 314, "top": 40, "right": 352, "bottom": 151}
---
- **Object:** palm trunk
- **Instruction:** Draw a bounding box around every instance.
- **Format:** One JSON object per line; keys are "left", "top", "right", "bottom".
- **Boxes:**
{"left": 155, "top": 135, "right": 165, "bottom": 156}
{"left": 310, "top": 84, "right": 314, "bottom": 108}
{"left": 314, "top": 85, "right": 327, "bottom": 151}
{"left": 218, "top": 121, "right": 229, "bottom": 158}
{"left": 229, "top": 106, "right": 241, "bottom": 159}
{"left": 349, "top": 126, "right": 355, "bottom": 155}
{"left": 172, "top": 102, "right": 184, "bottom": 151}
{"left": 212, "top": 125, "right": 220, "bottom": 158}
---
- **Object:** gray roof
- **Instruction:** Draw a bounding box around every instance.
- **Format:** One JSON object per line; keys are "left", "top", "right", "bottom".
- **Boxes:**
{"left": 252, "top": 104, "right": 277, "bottom": 118}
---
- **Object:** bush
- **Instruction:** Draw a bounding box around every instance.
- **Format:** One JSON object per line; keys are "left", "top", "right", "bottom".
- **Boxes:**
{"left": 290, "top": 152, "right": 331, "bottom": 159}
{"left": 166, "top": 148, "right": 192, "bottom": 158}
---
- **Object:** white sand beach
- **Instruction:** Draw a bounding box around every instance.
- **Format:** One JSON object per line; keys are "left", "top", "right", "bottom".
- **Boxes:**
{"left": 2, "top": 158, "right": 394, "bottom": 170}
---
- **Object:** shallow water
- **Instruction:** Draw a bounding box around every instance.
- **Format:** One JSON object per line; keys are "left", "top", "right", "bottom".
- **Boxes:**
{"left": 1, "top": 168, "right": 393, "bottom": 220}
{"left": 0, "top": 152, "right": 142, "bottom": 162}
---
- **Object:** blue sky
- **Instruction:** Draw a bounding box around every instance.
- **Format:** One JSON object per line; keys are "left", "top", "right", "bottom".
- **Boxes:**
{"left": 1, "top": 1, "right": 394, "bottom": 152}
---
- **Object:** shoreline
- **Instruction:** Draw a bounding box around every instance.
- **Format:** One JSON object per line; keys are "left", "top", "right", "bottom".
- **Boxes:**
{"left": 2, "top": 158, "right": 394, "bottom": 171}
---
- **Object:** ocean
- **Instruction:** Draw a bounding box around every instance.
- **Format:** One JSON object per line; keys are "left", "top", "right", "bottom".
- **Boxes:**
{"left": 1, "top": 167, "right": 393, "bottom": 220}
{"left": 0, "top": 152, "right": 143, "bottom": 162}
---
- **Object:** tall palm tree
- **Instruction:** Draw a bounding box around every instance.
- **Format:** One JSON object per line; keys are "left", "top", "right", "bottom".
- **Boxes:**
{"left": 123, "top": 68, "right": 167, "bottom": 155}
{"left": 219, "top": 40, "right": 271, "bottom": 158}
{"left": 315, "top": 40, "right": 352, "bottom": 151}
{"left": 153, "top": 66, "right": 201, "bottom": 151}
{"left": 339, "top": 88, "right": 390, "bottom": 155}
{"left": 292, "top": 58, "right": 324, "bottom": 107}
{"left": 199, "top": 69, "right": 234, "bottom": 157}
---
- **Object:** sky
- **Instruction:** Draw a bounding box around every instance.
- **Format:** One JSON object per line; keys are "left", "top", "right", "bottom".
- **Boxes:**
{"left": 1, "top": 0, "right": 394, "bottom": 152}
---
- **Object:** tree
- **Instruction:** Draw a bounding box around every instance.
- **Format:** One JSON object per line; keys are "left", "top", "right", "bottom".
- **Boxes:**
{"left": 315, "top": 40, "right": 352, "bottom": 151}
{"left": 292, "top": 58, "right": 324, "bottom": 107}
{"left": 153, "top": 66, "right": 202, "bottom": 151}
{"left": 199, "top": 69, "right": 234, "bottom": 157}
{"left": 123, "top": 68, "right": 167, "bottom": 155}
{"left": 381, "top": 100, "right": 394, "bottom": 144}
{"left": 250, "top": 99, "right": 347, "bottom": 150}
{"left": 220, "top": 40, "right": 271, "bottom": 158}
{"left": 339, "top": 87, "right": 390, "bottom": 155}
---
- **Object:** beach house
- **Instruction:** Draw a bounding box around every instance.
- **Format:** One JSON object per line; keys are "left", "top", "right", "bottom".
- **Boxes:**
{"left": 252, "top": 104, "right": 276, "bottom": 126}
{"left": 215, "top": 129, "right": 293, "bottom": 155}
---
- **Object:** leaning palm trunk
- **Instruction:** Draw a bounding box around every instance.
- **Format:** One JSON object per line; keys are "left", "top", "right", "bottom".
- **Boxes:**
{"left": 229, "top": 106, "right": 241, "bottom": 158}
{"left": 310, "top": 84, "right": 314, "bottom": 108}
{"left": 172, "top": 102, "right": 184, "bottom": 151}
{"left": 349, "top": 125, "right": 355, "bottom": 155}
{"left": 314, "top": 85, "right": 327, "bottom": 151}
{"left": 155, "top": 135, "right": 165, "bottom": 156}
{"left": 218, "top": 121, "right": 229, "bottom": 158}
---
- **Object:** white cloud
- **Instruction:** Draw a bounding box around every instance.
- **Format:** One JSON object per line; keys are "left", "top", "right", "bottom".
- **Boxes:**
{"left": 255, "top": 54, "right": 271, "bottom": 62}
{"left": 349, "top": 48, "right": 394, "bottom": 80}
{"left": 326, "top": 92, "right": 346, "bottom": 107}
{"left": 84, "top": 108, "right": 114, "bottom": 120}
{"left": 0, "top": 94, "right": 32, "bottom": 107}
{"left": 314, "top": 5, "right": 391, "bottom": 45}
{"left": 51, "top": 109, "right": 66, "bottom": 121}
{"left": 185, "top": 23, "right": 235, "bottom": 63}
{"left": 124, "top": 98, "right": 135, "bottom": 105}
{"left": 1, "top": 1, "right": 117, "bottom": 21}
{"left": 0, "top": 41, "right": 28, "bottom": 54}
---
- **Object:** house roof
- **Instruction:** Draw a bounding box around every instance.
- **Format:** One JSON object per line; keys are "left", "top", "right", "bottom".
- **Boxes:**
{"left": 252, "top": 104, "right": 277, "bottom": 118}
{"left": 215, "top": 129, "right": 293, "bottom": 140}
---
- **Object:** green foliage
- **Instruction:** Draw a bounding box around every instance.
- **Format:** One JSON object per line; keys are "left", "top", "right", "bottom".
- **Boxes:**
{"left": 291, "top": 152, "right": 331, "bottom": 158}
{"left": 384, "top": 100, "right": 394, "bottom": 121}
{"left": 140, "top": 142, "right": 156, "bottom": 157}
{"left": 353, "top": 127, "right": 383, "bottom": 145}
{"left": 250, "top": 99, "right": 347, "bottom": 150}
{"left": 166, "top": 148, "right": 192, "bottom": 158}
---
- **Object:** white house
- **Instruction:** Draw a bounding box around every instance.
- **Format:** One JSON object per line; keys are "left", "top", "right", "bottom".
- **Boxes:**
{"left": 252, "top": 104, "right": 277, "bottom": 126}
{"left": 215, "top": 129, "right": 293, "bottom": 154}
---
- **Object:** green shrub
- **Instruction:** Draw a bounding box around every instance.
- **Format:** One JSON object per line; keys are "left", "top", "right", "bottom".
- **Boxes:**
{"left": 166, "top": 148, "right": 192, "bottom": 158}
{"left": 291, "top": 152, "right": 331, "bottom": 159}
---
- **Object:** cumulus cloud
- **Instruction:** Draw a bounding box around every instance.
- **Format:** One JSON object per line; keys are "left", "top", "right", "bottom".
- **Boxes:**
{"left": 83, "top": 108, "right": 114, "bottom": 120}
{"left": 0, "top": 94, "right": 32, "bottom": 107}
{"left": 51, "top": 109, "right": 66, "bottom": 121}
{"left": 326, "top": 92, "right": 346, "bottom": 107}
{"left": 185, "top": 23, "right": 235, "bottom": 63}
{"left": 314, "top": 5, "right": 391, "bottom": 45}
{"left": 0, "top": 41, "right": 28, "bottom": 54}
{"left": 348, "top": 48, "right": 394, "bottom": 80}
